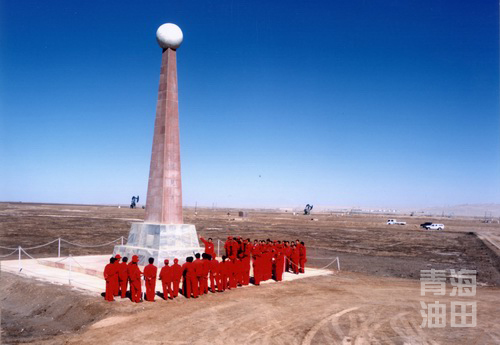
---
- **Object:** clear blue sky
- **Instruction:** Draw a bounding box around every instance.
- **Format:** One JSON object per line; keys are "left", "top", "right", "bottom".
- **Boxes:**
{"left": 1, "top": 0, "right": 499, "bottom": 209}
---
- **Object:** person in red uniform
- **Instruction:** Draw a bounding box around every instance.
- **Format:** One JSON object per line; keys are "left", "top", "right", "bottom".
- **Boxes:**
{"left": 251, "top": 239, "right": 259, "bottom": 253}
{"left": 128, "top": 255, "right": 143, "bottom": 303}
{"left": 219, "top": 256, "right": 229, "bottom": 291}
{"left": 267, "top": 248, "right": 275, "bottom": 280}
{"left": 235, "top": 255, "right": 244, "bottom": 286}
{"left": 159, "top": 259, "right": 173, "bottom": 299}
{"left": 227, "top": 256, "right": 234, "bottom": 288}
{"left": 241, "top": 240, "right": 251, "bottom": 285}
{"left": 269, "top": 249, "right": 276, "bottom": 280}
{"left": 118, "top": 256, "right": 129, "bottom": 298}
{"left": 275, "top": 249, "right": 285, "bottom": 281}
{"left": 260, "top": 242, "right": 271, "bottom": 281}
{"left": 103, "top": 257, "right": 118, "bottom": 301}
{"left": 235, "top": 237, "right": 242, "bottom": 256}
{"left": 171, "top": 258, "right": 183, "bottom": 298}
{"left": 266, "top": 239, "right": 273, "bottom": 252}
{"left": 182, "top": 256, "right": 198, "bottom": 298}
{"left": 193, "top": 253, "right": 203, "bottom": 296}
{"left": 225, "top": 236, "right": 239, "bottom": 259}
{"left": 252, "top": 246, "right": 262, "bottom": 285}
{"left": 112, "top": 255, "right": 121, "bottom": 296}
{"left": 295, "top": 240, "right": 302, "bottom": 257}
{"left": 271, "top": 249, "right": 276, "bottom": 279}
{"left": 200, "top": 253, "right": 210, "bottom": 295}
{"left": 224, "top": 236, "right": 233, "bottom": 257}
{"left": 290, "top": 243, "right": 300, "bottom": 274}
{"left": 299, "top": 241, "right": 307, "bottom": 273}
{"left": 143, "top": 257, "right": 157, "bottom": 302}
{"left": 200, "top": 236, "right": 216, "bottom": 259}
{"left": 209, "top": 254, "right": 220, "bottom": 292}
{"left": 283, "top": 241, "right": 292, "bottom": 272}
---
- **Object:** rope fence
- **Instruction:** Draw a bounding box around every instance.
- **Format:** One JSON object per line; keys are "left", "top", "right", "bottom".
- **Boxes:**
{"left": 285, "top": 256, "right": 340, "bottom": 271}
{"left": 60, "top": 238, "right": 124, "bottom": 248}
{"left": 0, "top": 236, "right": 126, "bottom": 265}
{"left": 22, "top": 239, "right": 60, "bottom": 251}
{"left": 0, "top": 237, "right": 127, "bottom": 286}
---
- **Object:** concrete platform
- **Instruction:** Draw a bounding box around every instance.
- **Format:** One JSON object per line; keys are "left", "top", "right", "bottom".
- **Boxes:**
{"left": 0, "top": 254, "right": 333, "bottom": 299}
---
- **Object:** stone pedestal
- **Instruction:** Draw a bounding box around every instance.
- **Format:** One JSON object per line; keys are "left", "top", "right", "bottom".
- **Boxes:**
{"left": 113, "top": 223, "right": 201, "bottom": 266}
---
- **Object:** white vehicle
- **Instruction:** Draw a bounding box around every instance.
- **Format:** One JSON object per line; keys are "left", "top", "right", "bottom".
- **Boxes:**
{"left": 387, "top": 219, "right": 406, "bottom": 225}
{"left": 424, "top": 223, "right": 445, "bottom": 231}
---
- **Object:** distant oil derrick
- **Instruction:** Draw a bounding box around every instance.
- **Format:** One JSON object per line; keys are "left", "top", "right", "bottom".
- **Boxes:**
{"left": 304, "top": 204, "right": 313, "bottom": 215}
{"left": 130, "top": 195, "right": 139, "bottom": 209}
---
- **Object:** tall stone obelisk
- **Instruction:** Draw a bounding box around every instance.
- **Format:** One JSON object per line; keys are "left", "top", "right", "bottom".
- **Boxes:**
{"left": 114, "top": 23, "right": 201, "bottom": 265}
{"left": 145, "top": 24, "right": 183, "bottom": 224}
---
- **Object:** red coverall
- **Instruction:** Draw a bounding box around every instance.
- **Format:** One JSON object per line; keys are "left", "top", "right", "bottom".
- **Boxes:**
{"left": 240, "top": 243, "right": 251, "bottom": 285}
{"left": 103, "top": 263, "right": 118, "bottom": 301}
{"left": 275, "top": 251, "right": 285, "bottom": 281}
{"left": 290, "top": 247, "right": 300, "bottom": 274}
{"left": 284, "top": 246, "right": 292, "bottom": 272}
{"left": 219, "top": 260, "right": 228, "bottom": 290}
{"left": 241, "top": 255, "right": 251, "bottom": 285}
{"left": 201, "top": 259, "right": 210, "bottom": 294}
{"left": 143, "top": 263, "right": 157, "bottom": 301}
{"left": 228, "top": 259, "right": 237, "bottom": 288}
{"left": 234, "top": 241, "right": 241, "bottom": 256}
{"left": 112, "top": 260, "right": 121, "bottom": 296}
{"left": 252, "top": 250, "right": 262, "bottom": 285}
{"left": 193, "top": 258, "right": 203, "bottom": 296}
{"left": 236, "top": 258, "right": 244, "bottom": 286}
{"left": 118, "top": 261, "right": 129, "bottom": 298}
{"left": 128, "top": 263, "right": 143, "bottom": 303}
{"left": 159, "top": 262, "right": 173, "bottom": 299}
{"left": 182, "top": 261, "right": 198, "bottom": 298}
{"left": 200, "top": 237, "right": 216, "bottom": 258}
{"left": 275, "top": 243, "right": 283, "bottom": 253}
{"left": 261, "top": 251, "right": 270, "bottom": 281}
{"left": 224, "top": 237, "right": 233, "bottom": 257}
{"left": 226, "top": 239, "right": 240, "bottom": 259}
{"left": 171, "top": 259, "right": 183, "bottom": 298}
{"left": 299, "top": 245, "right": 307, "bottom": 273}
{"left": 209, "top": 259, "right": 220, "bottom": 292}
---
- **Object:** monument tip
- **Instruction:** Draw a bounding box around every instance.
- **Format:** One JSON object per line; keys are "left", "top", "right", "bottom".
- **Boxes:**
{"left": 156, "top": 23, "right": 183, "bottom": 49}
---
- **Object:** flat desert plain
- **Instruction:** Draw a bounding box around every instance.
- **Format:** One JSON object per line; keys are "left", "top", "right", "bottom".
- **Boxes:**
{"left": 1, "top": 202, "right": 499, "bottom": 344}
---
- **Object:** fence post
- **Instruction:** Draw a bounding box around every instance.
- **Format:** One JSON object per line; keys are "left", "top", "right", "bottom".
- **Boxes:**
{"left": 58, "top": 238, "right": 61, "bottom": 258}
{"left": 121, "top": 236, "right": 124, "bottom": 245}
{"left": 217, "top": 240, "right": 220, "bottom": 257}
{"left": 336, "top": 256, "right": 340, "bottom": 271}
{"left": 18, "top": 246, "right": 21, "bottom": 272}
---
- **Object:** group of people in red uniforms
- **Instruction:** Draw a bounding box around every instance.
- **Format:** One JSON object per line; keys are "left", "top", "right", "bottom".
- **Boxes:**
{"left": 103, "top": 236, "right": 307, "bottom": 302}
{"left": 103, "top": 254, "right": 143, "bottom": 302}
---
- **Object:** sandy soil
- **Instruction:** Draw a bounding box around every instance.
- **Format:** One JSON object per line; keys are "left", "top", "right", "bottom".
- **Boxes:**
{"left": 1, "top": 202, "right": 499, "bottom": 344}
{"left": 2, "top": 270, "right": 499, "bottom": 345}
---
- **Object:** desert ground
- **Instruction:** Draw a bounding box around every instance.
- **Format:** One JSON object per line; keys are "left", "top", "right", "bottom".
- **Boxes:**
{"left": 1, "top": 202, "right": 499, "bottom": 344}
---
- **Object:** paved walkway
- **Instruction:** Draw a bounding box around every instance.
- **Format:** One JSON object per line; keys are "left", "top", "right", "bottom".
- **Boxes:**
{"left": 1, "top": 255, "right": 333, "bottom": 299}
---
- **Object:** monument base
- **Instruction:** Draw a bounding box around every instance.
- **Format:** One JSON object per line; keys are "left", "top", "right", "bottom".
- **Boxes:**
{"left": 113, "top": 223, "right": 201, "bottom": 266}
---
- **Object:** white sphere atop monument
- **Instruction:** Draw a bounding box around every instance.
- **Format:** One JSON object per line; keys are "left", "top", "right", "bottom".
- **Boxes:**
{"left": 156, "top": 23, "right": 183, "bottom": 49}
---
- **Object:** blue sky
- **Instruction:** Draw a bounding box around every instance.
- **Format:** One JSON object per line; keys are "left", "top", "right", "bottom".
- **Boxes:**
{"left": 1, "top": 0, "right": 499, "bottom": 209}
